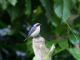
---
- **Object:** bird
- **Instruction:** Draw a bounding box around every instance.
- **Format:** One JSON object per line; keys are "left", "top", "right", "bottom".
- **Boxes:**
{"left": 28, "top": 23, "right": 41, "bottom": 38}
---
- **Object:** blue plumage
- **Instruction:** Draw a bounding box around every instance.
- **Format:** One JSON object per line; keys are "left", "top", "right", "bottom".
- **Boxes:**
{"left": 28, "top": 25, "right": 36, "bottom": 37}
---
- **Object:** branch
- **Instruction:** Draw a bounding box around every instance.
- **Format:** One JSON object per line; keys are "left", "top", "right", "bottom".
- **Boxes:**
{"left": 32, "top": 36, "right": 55, "bottom": 60}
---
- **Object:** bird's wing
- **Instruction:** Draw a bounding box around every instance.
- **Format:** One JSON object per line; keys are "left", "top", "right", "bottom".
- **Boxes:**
{"left": 28, "top": 26, "right": 36, "bottom": 37}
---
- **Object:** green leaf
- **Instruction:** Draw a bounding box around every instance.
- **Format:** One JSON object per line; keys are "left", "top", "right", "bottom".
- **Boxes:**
{"left": 8, "top": 0, "right": 17, "bottom": 6}
{"left": 54, "top": 47, "right": 64, "bottom": 55}
{"left": 54, "top": 0, "right": 63, "bottom": 18}
{"left": 0, "top": 0, "right": 8, "bottom": 10}
{"left": 72, "top": 0, "right": 77, "bottom": 5}
{"left": 33, "top": 6, "right": 42, "bottom": 15}
{"left": 68, "top": 48, "right": 80, "bottom": 60}
{"left": 40, "top": 0, "right": 57, "bottom": 26}
{"left": 7, "top": 3, "right": 24, "bottom": 21}
{"left": 70, "top": 35, "right": 80, "bottom": 45}
{"left": 48, "top": 44, "right": 55, "bottom": 56}
{"left": 58, "top": 40, "right": 69, "bottom": 49}
{"left": 54, "top": 0, "right": 72, "bottom": 22}
{"left": 25, "top": 0, "right": 31, "bottom": 16}
{"left": 7, "top": 7, "right": 19, "bottom": 21}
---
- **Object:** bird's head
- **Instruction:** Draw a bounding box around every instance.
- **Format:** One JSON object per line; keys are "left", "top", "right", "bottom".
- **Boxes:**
{"left": 33, "top": 23, "right": 41, "bottom": 27}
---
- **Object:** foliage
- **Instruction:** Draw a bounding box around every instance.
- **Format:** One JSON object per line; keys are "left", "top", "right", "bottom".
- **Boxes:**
{"left": 0, "top": 0, "right": 80, "bottom": 60}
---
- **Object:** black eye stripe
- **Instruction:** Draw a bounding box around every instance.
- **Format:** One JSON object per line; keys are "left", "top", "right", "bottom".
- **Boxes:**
{"left": 33, "top": 23, "right": 40, "bottom": 27}
{"left": 36, "top": 24, "right": 39, "bottom": 26}
{"left": 36, "top": 23, "right": 40, "bottom": 26}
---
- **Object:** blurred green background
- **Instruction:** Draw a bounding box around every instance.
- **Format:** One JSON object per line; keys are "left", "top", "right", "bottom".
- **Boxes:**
{"left": 0, "top": 0, "right": 80, "bottom": 60}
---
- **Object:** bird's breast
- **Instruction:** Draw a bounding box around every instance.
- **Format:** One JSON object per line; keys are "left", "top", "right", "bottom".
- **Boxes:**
{"left": 30, "top": 26, "right": 40, "bottom": 37}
